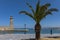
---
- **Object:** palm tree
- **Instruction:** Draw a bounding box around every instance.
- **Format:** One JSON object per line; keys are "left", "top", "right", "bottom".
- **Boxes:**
{"left": 19, "top": 0, "right": 58, "bottom": 40}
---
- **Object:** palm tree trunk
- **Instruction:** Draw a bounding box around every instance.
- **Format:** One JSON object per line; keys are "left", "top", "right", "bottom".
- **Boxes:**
{"left": 35, "top": 23, "right": 41, "bottom": 40}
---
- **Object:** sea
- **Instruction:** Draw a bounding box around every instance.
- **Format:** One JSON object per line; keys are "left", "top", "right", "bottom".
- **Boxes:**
{"left": 0, "top": 28, "right": 60, "bottom": 34}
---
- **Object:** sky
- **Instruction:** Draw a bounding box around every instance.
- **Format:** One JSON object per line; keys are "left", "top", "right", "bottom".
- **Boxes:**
{"left": 0, "top": 0, "right": 60, "bottom": 28}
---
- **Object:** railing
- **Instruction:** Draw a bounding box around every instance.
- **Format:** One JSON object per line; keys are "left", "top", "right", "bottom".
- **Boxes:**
{"left": 0, "top": 28, "right": 60, "bottom": 34}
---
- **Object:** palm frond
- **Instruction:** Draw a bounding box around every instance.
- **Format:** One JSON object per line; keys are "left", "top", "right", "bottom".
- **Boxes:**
{"left": 45, "top": 11, "right": 52, "bottom": 15}
{"left": 40, "top": 3, "right": 51, "bottom": 11}
{"left": 37, "top": 12, "right": 51, "bottom": 22}
{"left": 41, "top": 8, "right": 58, "bottom": 19}
{"left": 48, "top": 8, "right": 58, "bottom": 12}
{"left": 39, "top": 8, "right": 58, "bottom": 20}
{"left": 19, "top": 11, "right": 36, "bottom": 21}
{"left": 19, "top": 11, "right": 33, "bottom": 17}
{"left": 44, "top": 8, "right": 58, "bottom": 16}
{"left": 26, "top": 3, "right": 35, "bottom": 14}
{"left": 36, "top": 0, "right": 40, "bottom": 13}
{"left": 43, "top": 8, "right": 58, "bottom": 17}
{"left": 44, "top": 3, "right": 51, "bottom": 8}
{"left": 34, "top": 0, "right": 40, "bottom": 20}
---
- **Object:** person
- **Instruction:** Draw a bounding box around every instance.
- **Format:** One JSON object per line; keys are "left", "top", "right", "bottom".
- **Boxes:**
{"left": 50, "top": 28, "right": 52, "bottom": 35}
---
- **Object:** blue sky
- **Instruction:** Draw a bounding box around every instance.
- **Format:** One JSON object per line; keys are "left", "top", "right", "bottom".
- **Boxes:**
{"left": 0, "top": 0, "right": 60, "bottom": 28}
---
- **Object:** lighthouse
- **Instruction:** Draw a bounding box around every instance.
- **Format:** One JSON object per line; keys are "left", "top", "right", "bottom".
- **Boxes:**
{"left": 10, "top": 16, "right": 13, "bottom": 30}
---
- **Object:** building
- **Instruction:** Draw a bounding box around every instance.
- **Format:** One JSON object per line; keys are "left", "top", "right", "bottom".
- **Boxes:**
{"left": 0, "top": 16, "right": 14, "bottom": 30}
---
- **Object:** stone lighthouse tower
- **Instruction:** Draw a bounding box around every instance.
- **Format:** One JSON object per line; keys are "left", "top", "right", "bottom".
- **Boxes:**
{"left": 10, "top": 16, "right": 13, "bottom": 30}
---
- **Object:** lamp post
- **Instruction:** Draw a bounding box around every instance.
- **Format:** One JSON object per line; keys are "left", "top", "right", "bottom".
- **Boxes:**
{"left": 24, "top": 24, "right": 26, "bottom": 34}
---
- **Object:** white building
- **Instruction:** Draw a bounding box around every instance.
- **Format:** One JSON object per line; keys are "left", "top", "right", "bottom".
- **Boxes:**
{"left": 0, "top": 16, "right": 14, "bottom": 30}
